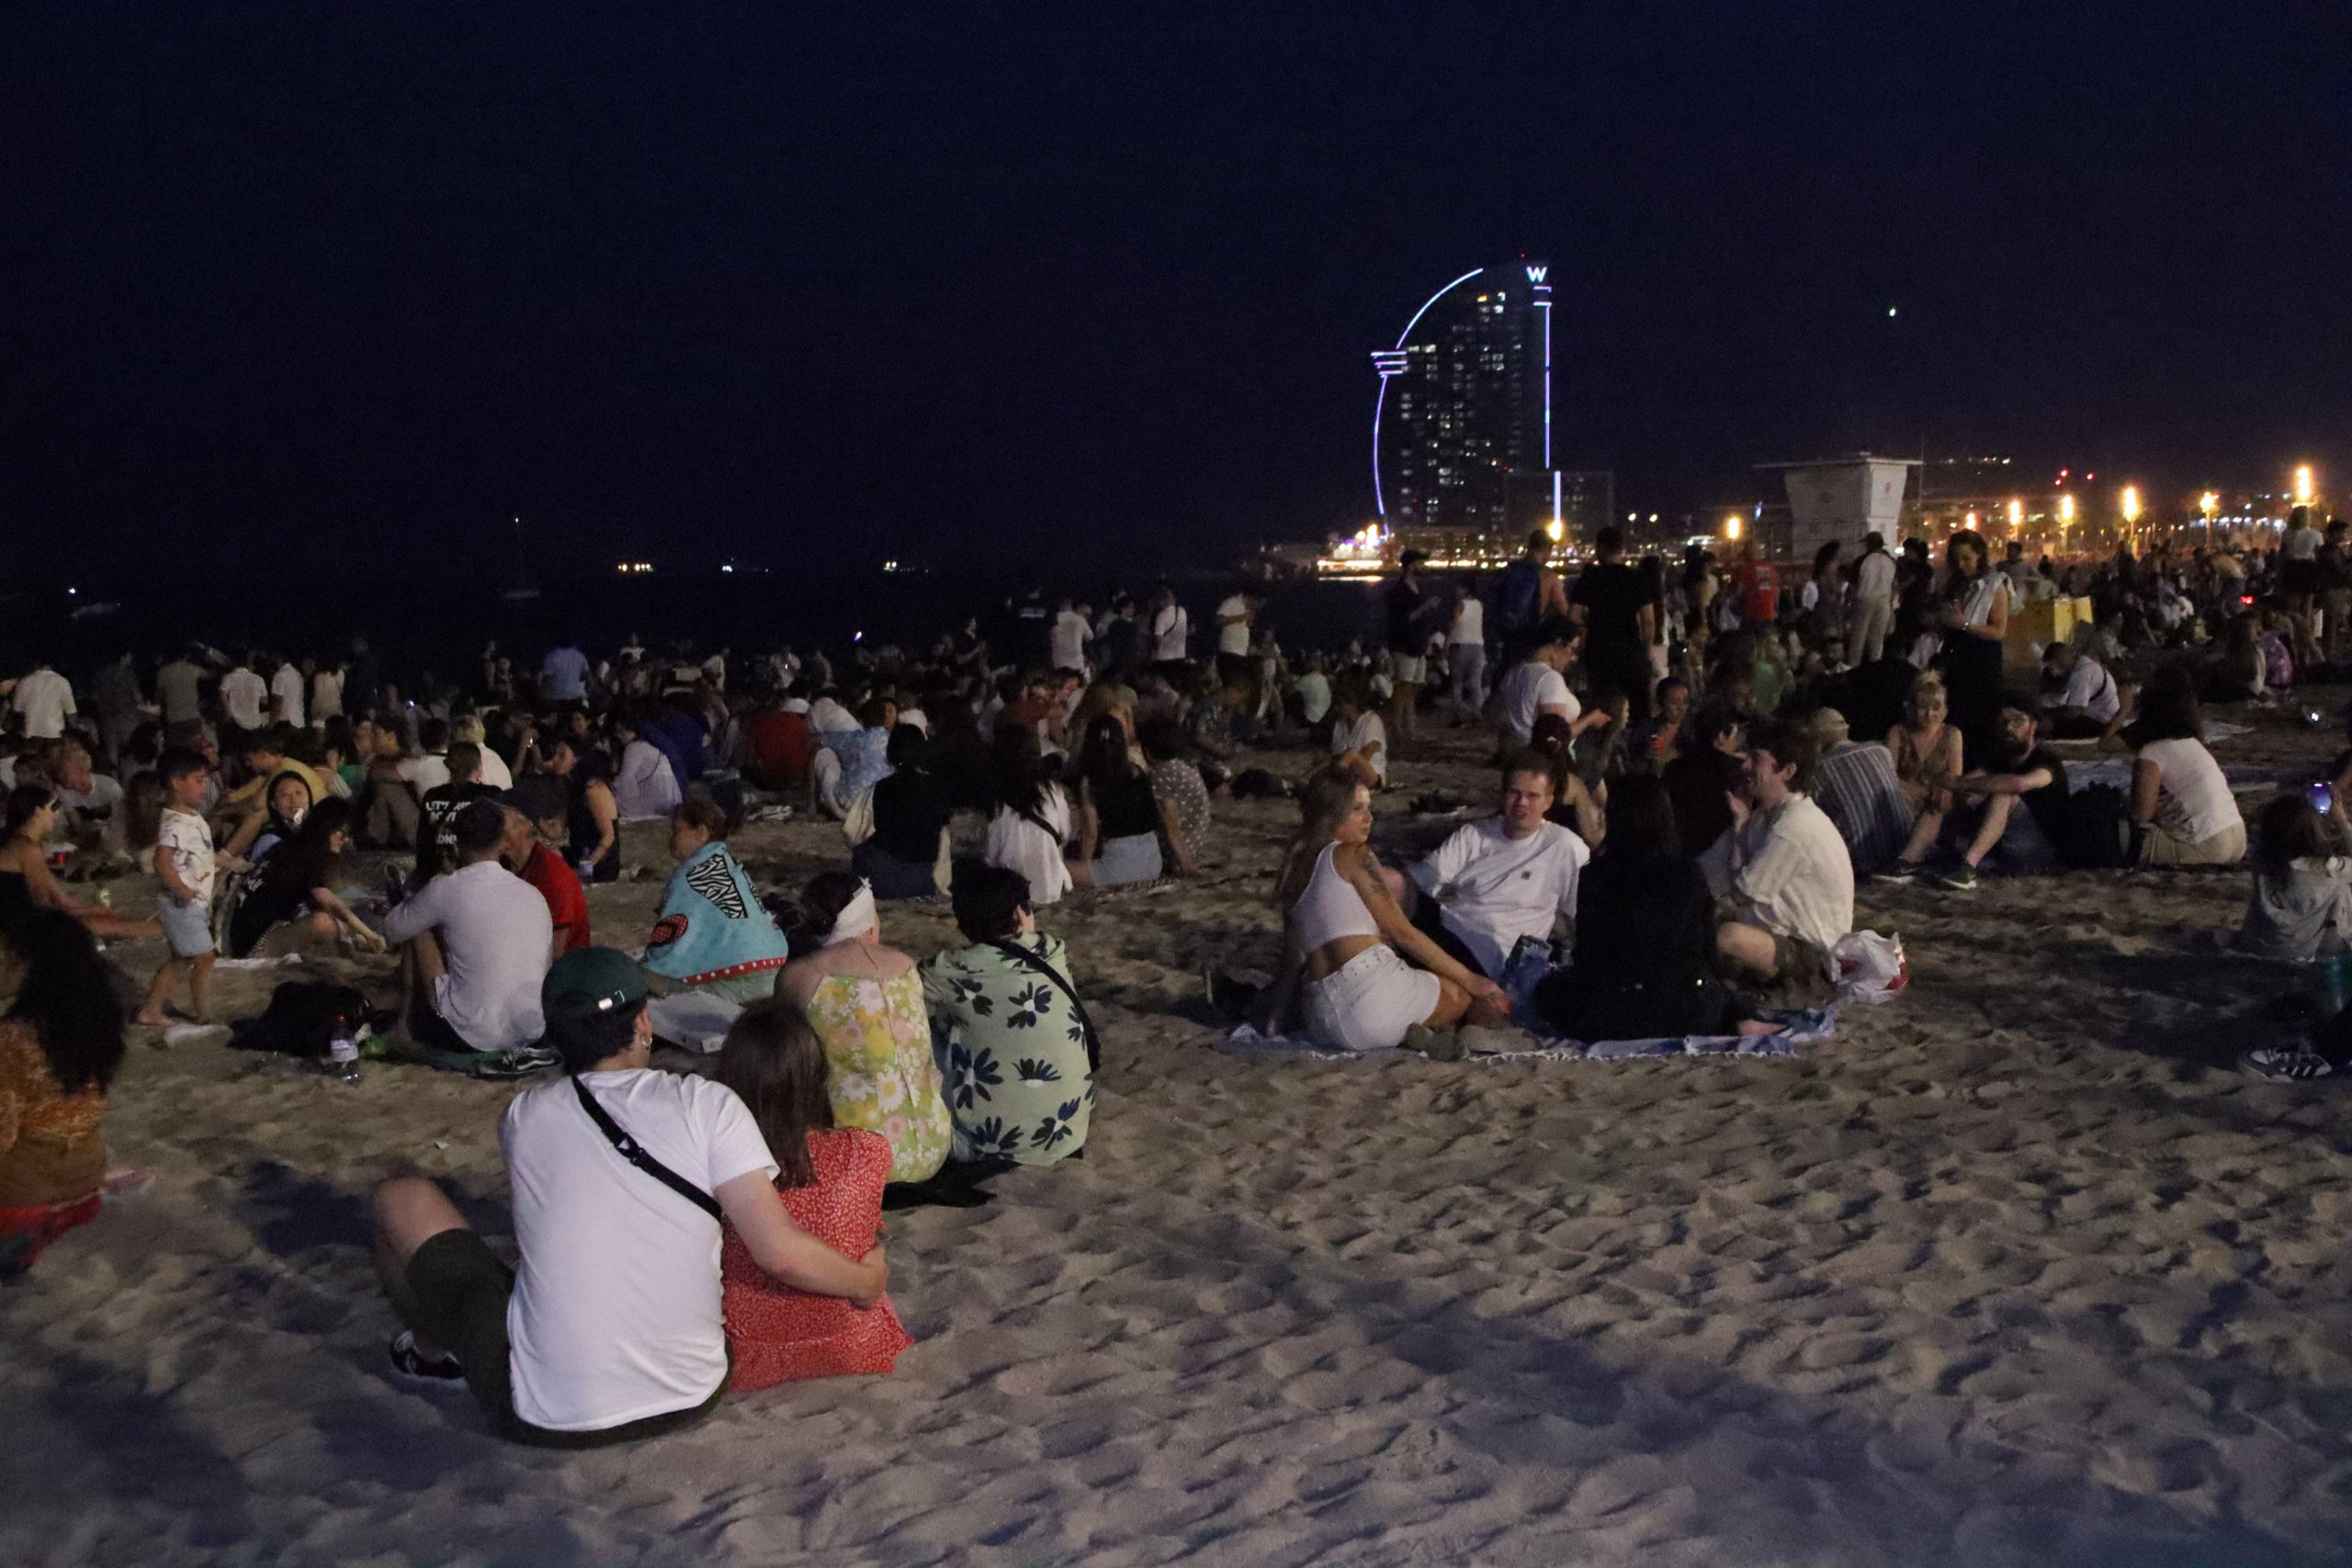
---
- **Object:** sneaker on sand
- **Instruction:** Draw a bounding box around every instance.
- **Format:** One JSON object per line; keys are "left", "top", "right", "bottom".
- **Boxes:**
{"left": 389, "top": 1330, "right": 464, "bottom": 1382}
{"left": 1928, "top": 863, "right": 1979, "bottom": 892}
{"left": 473, "top": 1044, "right": 561, "bottom": 1080}
{"left": 1876, "top": 862, "right": 1923, "bottom": 884}
{"left": 2242, "top": 1046, "right": 2335, "bottom": 1082}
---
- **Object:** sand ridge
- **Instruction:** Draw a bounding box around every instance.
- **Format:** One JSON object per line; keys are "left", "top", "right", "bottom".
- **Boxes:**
{"left": 4, "top": 726, "right": 2352, "bottom": 1565}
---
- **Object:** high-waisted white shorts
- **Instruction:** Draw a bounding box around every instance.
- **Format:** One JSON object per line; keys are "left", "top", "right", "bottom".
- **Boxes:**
{"left": 1305, "top": 944, "right": 1442, "bottom": 1052}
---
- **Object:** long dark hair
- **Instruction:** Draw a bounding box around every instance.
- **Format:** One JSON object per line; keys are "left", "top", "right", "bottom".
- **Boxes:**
{"left": 1074, "top": 714, "right": 1138, "bottom": 800}
{"left": 4, "top": 784, "right": 51, "bottom": 840}
{"left": 2132, "top": 668, "right": 2204, "bottom": 743}
{"left": 784, "top": 870, "right": 868, "bottom": 955}
{"left": 1598, "top": 773, "right": 1682, "bottom": 863}
{"left": 989, "top": 725, "right": 1063, "bottom": 837}
{"left": 5, "top": 909, "right": 127, "bottom": 1095}
{"left": 258, "top": 797, "right": 356, "bottom": 899}
{"left": 717, "top": 998, "right": 834, "bottom": 1189}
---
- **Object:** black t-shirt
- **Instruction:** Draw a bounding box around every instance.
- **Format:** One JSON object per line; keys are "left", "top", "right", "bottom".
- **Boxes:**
{"left": 1385, "top": 577, "right": 1429, "bottom": 654}
{"left": 2003, "top": 743, "right": 2071, "bottom": 840}
{"left": 414, "top": 781, "right": 502, "bottom": 880}
{"left": 871, "top": 767, "right": 955, "bottom": 863}
{"left": 1570, "top": 562, "right": 1656, "bottom": 652}
{"left": 1090, "top": 773, "right": 1161, "bottom": 840}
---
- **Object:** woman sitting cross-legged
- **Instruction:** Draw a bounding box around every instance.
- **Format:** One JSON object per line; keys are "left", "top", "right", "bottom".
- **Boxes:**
{"left": 0, "top": 910, "right": 139, "bottom": 1278}
{"left": 1275, "top": 770, "right": 1510, "bottom": 1052}
{"left": 775, "top": 874, "right": 951, "bottom": 1185}
{"left": 713, "top": 998, "right": 914, "bottom": 1387}
{"left": 921, "top": 863, "right": 1094, "bottom": 1166}
{"left": 643, "top": 799, "right": 794, "bottom": 1003}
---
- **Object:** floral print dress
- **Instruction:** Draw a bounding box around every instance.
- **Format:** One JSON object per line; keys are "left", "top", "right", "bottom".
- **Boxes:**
{"left": 803, "top": 969, "right": 951, "bottom": 1184}
{"left": 920, "top": 935, "right": 1094, "bottom": 1166}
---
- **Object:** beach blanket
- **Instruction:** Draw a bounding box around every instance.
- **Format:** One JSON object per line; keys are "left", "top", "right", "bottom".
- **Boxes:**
{"left": 1221, "top": 1007, "right": 1835, "bottom": 1063}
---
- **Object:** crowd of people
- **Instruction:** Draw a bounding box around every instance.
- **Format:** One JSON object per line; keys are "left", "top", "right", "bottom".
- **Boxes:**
{"left": 0, "top": 504, "right": 2342, "bottom": 1441}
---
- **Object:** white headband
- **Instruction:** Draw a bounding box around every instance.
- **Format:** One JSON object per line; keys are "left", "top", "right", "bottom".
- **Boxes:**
{"left": 826, "top": 881, "right": 879, "bottom": 946}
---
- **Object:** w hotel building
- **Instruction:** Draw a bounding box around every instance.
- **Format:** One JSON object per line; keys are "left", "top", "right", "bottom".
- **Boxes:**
{"left": 1371, "top": 261, "right": 1563, "bottom": 551}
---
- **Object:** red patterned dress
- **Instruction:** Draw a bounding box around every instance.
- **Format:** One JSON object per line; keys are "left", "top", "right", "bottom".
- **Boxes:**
{"left": 720, "top": 1127, "right": 912, "bottom": 1388}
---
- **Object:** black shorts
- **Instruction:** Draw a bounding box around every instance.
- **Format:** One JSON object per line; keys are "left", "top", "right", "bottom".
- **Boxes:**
{"left": 405, "top": 1231, "right": 723, "bottom": 1449}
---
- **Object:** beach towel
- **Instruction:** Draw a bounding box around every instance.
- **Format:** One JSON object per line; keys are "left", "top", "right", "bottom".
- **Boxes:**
{"left": 1220, "top": 1007, "right": 1834, "bottom": 1063}
{"left": 643, "top": 840, "right": 792, "bottom": 988}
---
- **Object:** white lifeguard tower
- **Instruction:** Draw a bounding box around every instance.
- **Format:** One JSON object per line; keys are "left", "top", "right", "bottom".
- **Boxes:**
{"left": 1757, "top": 455, "right": 1917, "bottom": 561}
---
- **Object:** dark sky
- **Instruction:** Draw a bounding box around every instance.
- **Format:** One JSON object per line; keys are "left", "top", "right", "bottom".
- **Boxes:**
{"left": 4, "top": 2, "right": 2346, "bottom": 584}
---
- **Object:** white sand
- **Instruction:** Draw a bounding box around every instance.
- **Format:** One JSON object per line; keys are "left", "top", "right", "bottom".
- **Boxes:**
{"left": 6, "top": 719, "right": 2352, "bottom": 1566}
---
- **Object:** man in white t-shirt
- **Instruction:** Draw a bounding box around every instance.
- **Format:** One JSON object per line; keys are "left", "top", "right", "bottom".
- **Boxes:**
{"left": 1704, "top": 716, "right": 1854, "bottom": 1001}
{"left": 310, "top": 660, "right": 345, "bottom": 722}
{"left": 2043, "top": 641, "right": 2120, "bottom": 737}
{"left": 1448, "top": 587, "right": 1487, "bottom": 716}
{"left": 369, "top": 945, "right": 887, "bottom": 1444}
{"left": 1295, "top": 652, "right": 1334, "bottom": 729}
{"left": 1409, "top": 758, "right": 1589, "bottom": 977}
{"left": 384, "top": 800, "right": 557, "bottom": 1057}
{"left": 1050, "top": 599, "right": 1092, "bottom": 673}
{"left": 1149, "top": 586, "right": 1190, "bottom": 667}
{"left": 1329, "top": 682, "right": 1388, "bottom": 787}
{"left": 1498, "top": 616, "right": 1585, "bottom": 743}
{"left": 218, "top": 659, "right": 268, "bottom": 732}
{"left": 1850, "top": 532, "right": 1898, "bottom": 664}
{"left": 269, "top": 659, "right": 307, "bottom": 728}
{"left": 10, "top": 661, "right": 77, "bottom": 739}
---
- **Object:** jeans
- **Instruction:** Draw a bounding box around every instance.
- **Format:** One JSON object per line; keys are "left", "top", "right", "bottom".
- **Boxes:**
{"left": 1449, "top": 642, "right": 1487, "bottom": 712}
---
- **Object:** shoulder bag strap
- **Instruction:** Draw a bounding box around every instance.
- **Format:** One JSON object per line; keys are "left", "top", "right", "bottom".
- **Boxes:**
{"left": 571, "top": 1077, "right": 724, "bottom": 1223}
{"left": 985, "top": 937, "right": 1101, "bottom": 1075}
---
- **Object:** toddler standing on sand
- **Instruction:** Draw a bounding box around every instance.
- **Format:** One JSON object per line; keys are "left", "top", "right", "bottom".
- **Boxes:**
{"left": 136, "top": 748, "right": 218, "bottom": 1026}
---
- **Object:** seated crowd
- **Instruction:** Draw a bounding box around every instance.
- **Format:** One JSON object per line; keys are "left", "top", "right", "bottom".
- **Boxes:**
{"left": 2, "top": 510, "right": 2341, "bottom": 1436}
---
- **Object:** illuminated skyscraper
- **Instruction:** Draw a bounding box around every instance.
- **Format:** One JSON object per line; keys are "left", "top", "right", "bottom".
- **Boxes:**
{"left": 1371, "top": 262, "right": 1560, "bottom": 542}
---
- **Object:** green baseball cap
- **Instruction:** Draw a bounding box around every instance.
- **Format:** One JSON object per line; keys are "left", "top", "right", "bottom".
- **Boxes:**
{"left": 541, "top": 946, "right": 648, "bottom": 1025}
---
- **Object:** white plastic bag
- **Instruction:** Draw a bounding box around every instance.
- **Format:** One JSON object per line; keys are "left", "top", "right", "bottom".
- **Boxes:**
{"left": 1832, "top": 930, "right": 1907, "bottom": 1005}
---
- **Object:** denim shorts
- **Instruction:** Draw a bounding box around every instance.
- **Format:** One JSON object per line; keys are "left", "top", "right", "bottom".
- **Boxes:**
{"left": 157, "top": 897, "right": 215, "bottom": 958}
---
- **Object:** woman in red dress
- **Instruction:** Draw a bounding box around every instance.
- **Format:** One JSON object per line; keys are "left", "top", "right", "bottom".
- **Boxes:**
{"left": 716, "top": 999, "right": 913, "bottom": 1388}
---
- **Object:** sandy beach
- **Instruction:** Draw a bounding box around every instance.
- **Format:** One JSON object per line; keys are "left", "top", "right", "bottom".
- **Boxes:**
{"left": 6, "top": 717, "right": 2352, "bottom": 1567}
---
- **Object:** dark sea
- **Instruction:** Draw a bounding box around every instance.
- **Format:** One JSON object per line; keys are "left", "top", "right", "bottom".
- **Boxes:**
{"left": 1, "top": 566, "right": 1409, "bottom": 689}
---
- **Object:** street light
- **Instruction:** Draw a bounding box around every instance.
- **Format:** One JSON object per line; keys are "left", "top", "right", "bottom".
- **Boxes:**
{"left": 2296, "top": 465, "right": 2316, "bottom": 505}
{"left": 2120, "top": 485, "right": 2142, "bottom": 524}
{"left": 2200, "top": 491, "right": 2220, "bottom": 547}
{"left": 2007, "top": 498, "right": 2025, "bottom": 532}
{"left": 1724, "top": 514, "right": 1743, "bottom": 543}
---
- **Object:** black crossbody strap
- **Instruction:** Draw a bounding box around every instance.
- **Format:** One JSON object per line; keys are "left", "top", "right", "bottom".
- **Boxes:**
{"left": 986, "top": 937, "right": 1101, "bottom": 1075}
{"left": 571, "top": 1077, "right": 724, "bottom": 1223}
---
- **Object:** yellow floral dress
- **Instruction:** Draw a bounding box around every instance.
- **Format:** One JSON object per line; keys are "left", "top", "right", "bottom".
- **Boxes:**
{"left": 803, "top": 969, "right": 950, "bottom": 1184}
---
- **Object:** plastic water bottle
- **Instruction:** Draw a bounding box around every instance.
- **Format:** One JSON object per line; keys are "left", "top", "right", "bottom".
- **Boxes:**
{"left": 328, "top": 1035, "right": 362, "bottom": 1085}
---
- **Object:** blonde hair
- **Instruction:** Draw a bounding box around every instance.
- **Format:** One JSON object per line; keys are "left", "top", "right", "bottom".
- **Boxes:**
{"left": 1910, "top": 672, "right": 1947, "bottom": 707}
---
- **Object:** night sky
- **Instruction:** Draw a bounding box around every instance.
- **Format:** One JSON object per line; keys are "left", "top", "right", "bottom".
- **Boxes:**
{"left": 4, "top": 3, "right": 2345, "bottom": 586}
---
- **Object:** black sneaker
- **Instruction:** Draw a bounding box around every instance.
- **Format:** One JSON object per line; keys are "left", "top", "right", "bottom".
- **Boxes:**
{"left": 1928, "top": 863, "right": 1979, "bottom": 892}
{"left": 1876, "top": 862, "right": 1923, "bottom": 884}
{"left": 2242, "top": 1047, "right": 2335, "bottom": 1082}
{"left": 389, "top": 1330, "right": 464, "bottom": 1382}
{"left": 472, "top": 1044, "right": 561, "bottom": 1079}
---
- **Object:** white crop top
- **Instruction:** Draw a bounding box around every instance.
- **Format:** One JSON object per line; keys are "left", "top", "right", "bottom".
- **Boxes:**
{"left": 1292, "top": 841, "right": 1380, "bottom": 949}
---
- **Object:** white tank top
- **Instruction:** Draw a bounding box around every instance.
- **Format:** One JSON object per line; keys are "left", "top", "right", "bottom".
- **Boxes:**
{"left": 1291, "top": 841, "right": 1380, "bottom": 949}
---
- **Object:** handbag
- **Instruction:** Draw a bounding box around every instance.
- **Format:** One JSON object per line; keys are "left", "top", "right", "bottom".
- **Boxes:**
{"left": 986, "top": 936, "right": 1101, "bottom": 1075}
{"left": 571, "top": 1077, "right": 723, "bottom": 1223}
